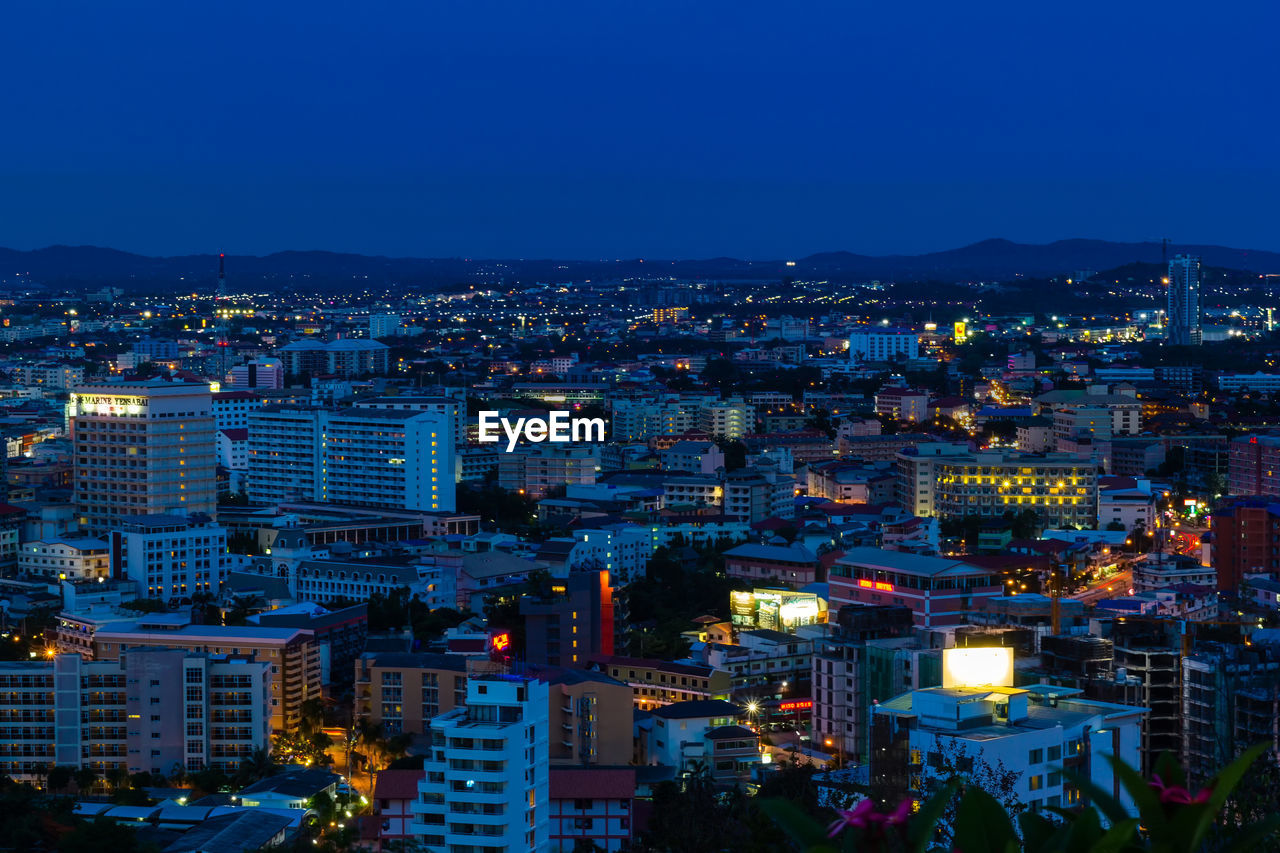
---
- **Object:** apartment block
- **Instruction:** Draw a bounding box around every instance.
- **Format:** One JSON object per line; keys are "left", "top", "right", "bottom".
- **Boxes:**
{"left": 247, "top": 406, "right": 456, "bottom": 512}
{"left": 410, "top": 676, "right": 550, "bottom": 852}
{"left": 91, "top": 619, "right": 320, "bottom": 734}
{"left": 0, "top": 650, "right": 269, "bottom": 783}
{"left": 109, "top": 513, "right": 228, "bottom": 600}
{"left": 587, "top": 655, "right": 732, "bottom": 710}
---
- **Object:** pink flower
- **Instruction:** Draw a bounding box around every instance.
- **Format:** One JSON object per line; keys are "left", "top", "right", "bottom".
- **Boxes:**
{"left": 1149, "top": 774, "right": 1212, "bottom": 806}
{"left": 827, "top": 798, "right": 914, "bottom": 838}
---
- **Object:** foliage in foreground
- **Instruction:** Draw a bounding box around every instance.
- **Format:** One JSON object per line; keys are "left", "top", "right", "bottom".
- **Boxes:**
{"left": 761, "top": 743, "right": 1280, "bottom": 853}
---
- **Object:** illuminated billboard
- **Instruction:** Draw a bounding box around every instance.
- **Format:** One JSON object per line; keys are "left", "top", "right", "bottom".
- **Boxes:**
{"left": 941, "top": 647, "right": 1014, "bottom": 688}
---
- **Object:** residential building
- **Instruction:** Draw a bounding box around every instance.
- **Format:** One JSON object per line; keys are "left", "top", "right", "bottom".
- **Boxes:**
{"left": 354, "top": 652, "right": 469, "bottom": 736}
{"left": 1167, "top": 254, "right": 1203, "bottom": 346}
{"left": 647, "top": 699, "right": 759, "bottom": 784}
{"left": 373, "top": 769, "right": 425, "bottom": 847}
{"left": 1228, "top": 435, "right": 1280, "bottom": 498}
{"left": 19, "top": 536, "right": 109, "bottom": 581}
{"left": 848, "top": 328, "right": 919, "bottom": 363}
{"left": 247, "top": 406, "right": 456, "bottom": 512}
{"left": 498, "top": 446, "right": 598, "bottom": 499}
{"left": 871, "top": 681, "right": 1146, "bottom": 816}
{"left": 369, "top": 314, "right": 403, "bottom": 339}
{"left": 723, "top": 543, "right": 820, "bottom": 588}
{"left": 810, "top": 605, "right": 920, "bottom": 764}
{"left": 0, "top": 649, "right": 269, "bottom": 783}
{"left": 1212, "top": 499, "right": 1280, "bottom": 592}
{"left": 226, "top": 359, "right": 284, "bottom": 390}
{"left": 280, "top": 337, "right": 390, "bottom": 377}
{"left": 91, "top": 619, "right": 321, "bottom": 734}
{"left": 410, "top": 676, "right": 550, "bottom": 853}
{"left": 212, "top": 390, "right": 262, "bottom": 432}
{"left": 521, "top": 569, "right": 615, "bottom": 669}
{"left": 588, "top": 655, "right": 732, "bottom": 710}
{"left": 549, "top": 766, "right": 636, "bottom": 853}
{"left": 70, "top": 381, "right": 218, "bottom": 534}
{"left": 109, "top": 513, "right": 228, "bottom": 601}
{"left": 897, "top": 445, "right": 1099, "bottom": 528}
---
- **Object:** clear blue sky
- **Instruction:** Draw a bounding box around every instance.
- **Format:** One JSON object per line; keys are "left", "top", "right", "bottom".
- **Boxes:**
{"left": 1, "top": 1, "right": 1276, "bottom": 259}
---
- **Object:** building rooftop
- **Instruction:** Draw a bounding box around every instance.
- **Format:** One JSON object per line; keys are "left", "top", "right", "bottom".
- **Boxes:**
{"left": 836, "top": 546, "right": 989, "bottom": 577}
{"left": 649, "top": 699, "right": 740, "bottom": 720}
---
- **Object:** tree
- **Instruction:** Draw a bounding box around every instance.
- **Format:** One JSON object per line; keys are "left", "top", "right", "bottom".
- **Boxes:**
{"left": 57, "top": 817, "right": 152, "bottom": 853}
{"left": 909, "top": 738, "right": 1023, "bottom": 845}
{"left": 47, "top": 765, "right": 73, "bottom": 794}
{"left": 72, "top": 766, "right": 98, "bottom": 794}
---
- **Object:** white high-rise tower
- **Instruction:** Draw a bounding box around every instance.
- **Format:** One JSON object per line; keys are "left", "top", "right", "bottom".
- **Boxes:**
{"left": 1167, "top": 254, "right": 1202, "bottom": 346}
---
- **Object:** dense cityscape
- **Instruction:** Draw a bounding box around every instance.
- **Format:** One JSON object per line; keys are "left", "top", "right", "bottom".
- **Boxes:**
{"left": 0, "top": 243, "right": 1278, "bottom": 851}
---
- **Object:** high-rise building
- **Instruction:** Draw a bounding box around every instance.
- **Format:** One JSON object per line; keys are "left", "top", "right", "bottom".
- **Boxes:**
{"left": 369, "top": 314, "right": 403, "bottom": 339}
{"left": 848, "top": 328, "right": 920, "bottom": 363}
{"left": 521, "top": 570, "right": 615, "bottom": 669}
{"left": 411, "top": 676, "right": 550, "bottom": 852}
{"left": 247, "top": 407, "right": 456, "bottom": 512}
{"left": 0, "top": 650, "right": 269, "bottom": 783}
{"left": 1228, "top": 434, "right": 1280, "bottom": 498}
{"left": 70, "top": 381, "right": 218, "bottom": 534}
{"left": 1210, "top": 498, "right": 1280, "bottom": 592}
{"left": 227, "top": 358, "right": 284, "bottom": 390}
{"left": 1167, "top": 254, "right": 1203, "bottom": 346}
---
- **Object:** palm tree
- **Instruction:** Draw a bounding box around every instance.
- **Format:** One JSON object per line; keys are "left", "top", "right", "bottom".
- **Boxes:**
{"left": 72, "top": 767, "right": 98, "bottom": 794}
{"left": 235, "top": 746, "right": 279, "bottom": 787}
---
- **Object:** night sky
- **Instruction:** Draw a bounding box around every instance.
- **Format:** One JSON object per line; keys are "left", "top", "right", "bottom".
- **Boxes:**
{"left": 1, "top": 1, "right": 1276, "bottom": 259}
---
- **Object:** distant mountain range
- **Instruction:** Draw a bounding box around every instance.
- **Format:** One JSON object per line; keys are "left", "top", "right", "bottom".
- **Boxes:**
{"left": 1, "top": 238, "right": 1278, "bottom": 291}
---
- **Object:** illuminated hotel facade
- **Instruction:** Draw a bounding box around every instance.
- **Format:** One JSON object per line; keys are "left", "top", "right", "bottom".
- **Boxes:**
{"left": 898, "top": 446, "right": 1099, "bottom": 529}
{"left": 69, "top": 381, "right": 218, "bottom": 534}
{"left": 828, "top": 547, "right": 1001, "bottom": 627}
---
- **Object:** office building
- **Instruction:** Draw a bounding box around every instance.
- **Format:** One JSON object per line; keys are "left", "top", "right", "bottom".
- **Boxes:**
{"left": 1167, "top": 254, "right": 1202, "bottom": 346}
{"left": 247, "top": 406, "right": 456, "bottom": 512}
{"left": 70, "top": 381, "right": 218, "bottom": 534}
{"left": 411, "top": 676, "right": 550, "bottom": 853}
{"left": 109, "top": 514, "right": 228, "bottom": 600}
{"left": 0, "top": 650, "right": 269, "bottom": 783}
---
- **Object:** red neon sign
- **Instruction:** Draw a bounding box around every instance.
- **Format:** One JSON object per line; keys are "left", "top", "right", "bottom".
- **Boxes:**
{"left": 490, "top": 632, "right": 511, "bottom": 652}
{"left": 857, "top": 579, "right": 894, "bottom": 592}
{"left": 778, "top": 700, "right": 813, "bottom": 712}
